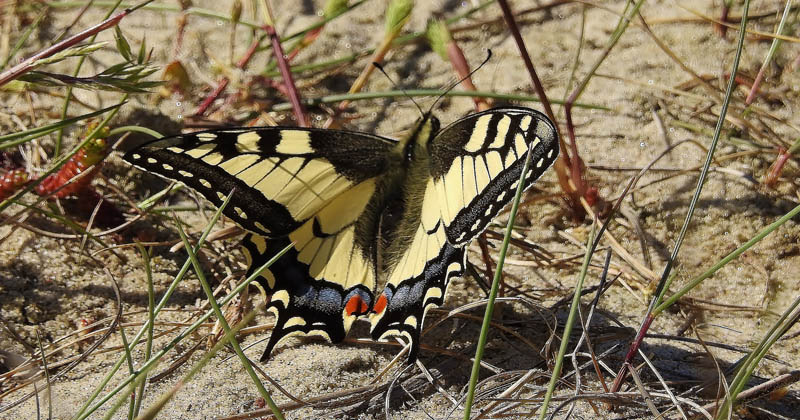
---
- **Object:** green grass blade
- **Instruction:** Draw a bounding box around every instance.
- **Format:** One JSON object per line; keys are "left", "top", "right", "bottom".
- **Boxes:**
{"left": 651, "top": 0, "right": 751, "bottom": 311}
{"left": 271, "top": 89, "right": 608, "bottom": 112}
{"left": 132, "top": 243, "right": 155, "bottom": 419}
{"left": 73, "top": 198, "right": 292, "bottom": 419}
{"left": 654, "top": 201, "right": 800, "bottom": 315}
{"left": 173, "top": 207, "right": 285, "bottom": 420}
{"left": 135, "top": 311, "right": 257, "bottom": 420}
{"left": 538, "top": 222, "right": 596, "bottom": 420}
{"left": 462, "top": 132, "right": 537, "bottom": 419}
{"left": 716, "top": 294, "right": 800, "bottom": 418}
{"left": 0, "top": 10, "right": 47, "bottom": 71}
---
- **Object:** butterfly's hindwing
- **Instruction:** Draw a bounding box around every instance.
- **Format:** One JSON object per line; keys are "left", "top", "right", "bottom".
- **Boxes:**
{"left": 124, "top": 127, "right": 395, "bottom": 237}
{"left": 370, "top": 213, "right": 465, "bottom": 360}
{"left": 428, "top": 107, "right": 559, "bottom": 245}
{"left": 241, "top": 233, "right": 375, "bottom": 360}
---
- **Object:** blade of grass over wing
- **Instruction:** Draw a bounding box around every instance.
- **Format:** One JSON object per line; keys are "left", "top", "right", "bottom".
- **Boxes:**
{"left": 610, "top": 0, "right": 752, "bottom": 393}
{"left": 462, "top": 126, "right": 540, "bottom": 420}
{"left": 173, "top": 212, "right": 285, "bottom": 420}
{"left": 72, "top": 191, "right": 293, "bottom": 420}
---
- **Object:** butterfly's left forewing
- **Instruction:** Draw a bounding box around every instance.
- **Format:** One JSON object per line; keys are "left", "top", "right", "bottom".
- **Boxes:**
{"left": 124, "top": 128, "right": 394, "bottom": 237}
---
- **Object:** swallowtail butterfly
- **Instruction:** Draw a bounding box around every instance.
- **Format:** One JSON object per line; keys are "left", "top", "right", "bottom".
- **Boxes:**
{"left": 125, "top": 106, "right": 558, "bottom": 361}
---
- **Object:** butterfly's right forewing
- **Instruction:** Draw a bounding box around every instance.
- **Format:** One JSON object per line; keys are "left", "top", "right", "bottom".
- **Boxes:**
{"left": 428, "top": 107, "right": 559, "bottom": 246}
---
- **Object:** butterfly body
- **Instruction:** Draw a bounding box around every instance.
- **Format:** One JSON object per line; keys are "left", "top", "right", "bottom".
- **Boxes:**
{"left": 125, "top": 106, "right": 558, "bottom": 361}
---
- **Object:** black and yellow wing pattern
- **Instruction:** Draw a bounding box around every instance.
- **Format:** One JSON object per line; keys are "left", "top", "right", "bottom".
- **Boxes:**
{"left": 124, "top": 106, "right": 558, "bottom": 361}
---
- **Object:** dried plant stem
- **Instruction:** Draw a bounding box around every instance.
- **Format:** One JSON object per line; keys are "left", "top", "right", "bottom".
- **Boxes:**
{"left": 265, "top": 23, "right": 308, "bottom": 127}
{"left": 497, "top": 0, "right": 577, "bottom": 214}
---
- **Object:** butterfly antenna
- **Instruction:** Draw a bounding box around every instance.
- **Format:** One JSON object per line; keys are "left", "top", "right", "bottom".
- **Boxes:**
{"left": 373, "top": 62, "right": 426, "bottom": 117}
{"left": 429, "top": 49, "right": 493, "bottom": 113}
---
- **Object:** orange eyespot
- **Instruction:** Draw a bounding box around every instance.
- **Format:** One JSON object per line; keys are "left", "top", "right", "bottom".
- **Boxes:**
{"left": 345, "top": 295, "right": 369, "bottom": 316}
{"left": 372, "top": 293, "right": 388, "bottom": 315}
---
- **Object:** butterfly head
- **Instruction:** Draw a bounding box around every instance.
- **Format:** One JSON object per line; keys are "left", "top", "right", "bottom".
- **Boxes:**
{"left": 415, "top": 112, "right": 440, "bottom": 144}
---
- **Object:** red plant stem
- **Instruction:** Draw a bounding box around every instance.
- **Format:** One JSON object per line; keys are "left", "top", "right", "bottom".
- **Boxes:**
{"left": 765, "top": 147, "right": 790, "bottom": 187}
{"left": 0, "top": 0, "right": 154, "bottom": 87}
{"left": 745, "top": 67, "right": 766, "bottom": 105}
{"left": 497, "top": 0, "right": 582, "bottom": 217}
{"left": 193, "top": 36, "right": 261, "bottom": 117}
{"left": 194, "top": 79, "right": 230, "bottom": 117}
{"left": 496, "top": 0, "right": 555, "bottom": 126}
{"left": 609, "top": 312, "right": 654, "bottom": 392}
{"left": 286, "top": 27, "right": 323, "bottom": 62}
{"left": 446, "top": 42, "right": 489, "bottom": 111}
{"left": 174, "top": 14, "right": 188, "bottom": 58}
{"left": 264, "top": 24, "right": 308, "bottom": 127}
{"left": 564, "top": 102, "right": 586, "bottom": 199}
{"left": 715, "top": 4, "right": 730, "bottom": 38}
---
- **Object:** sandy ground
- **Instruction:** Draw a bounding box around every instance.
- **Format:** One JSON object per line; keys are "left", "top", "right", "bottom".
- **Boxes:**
{"left": 2, "top": 0, "right": 800, "bottom": 419}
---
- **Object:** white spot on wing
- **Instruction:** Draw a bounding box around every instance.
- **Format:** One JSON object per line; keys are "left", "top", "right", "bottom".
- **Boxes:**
{"left": 519, "top": 115, "right": 532, "bottom": 132}
{"left": 197, "top": 132, "right": 217, "bottom": 141}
